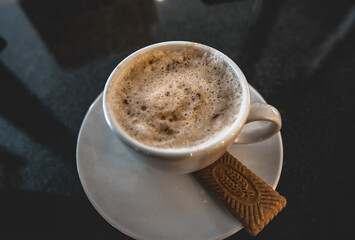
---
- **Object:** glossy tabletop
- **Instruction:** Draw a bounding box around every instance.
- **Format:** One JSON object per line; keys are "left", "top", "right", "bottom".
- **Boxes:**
{"left": 0, "top": 0, "right": 354, "bottom": 239}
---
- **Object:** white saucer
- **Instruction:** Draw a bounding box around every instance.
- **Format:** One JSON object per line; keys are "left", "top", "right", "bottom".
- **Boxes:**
{"left": 76, "top": 86, "right": 283, "bottom": 240}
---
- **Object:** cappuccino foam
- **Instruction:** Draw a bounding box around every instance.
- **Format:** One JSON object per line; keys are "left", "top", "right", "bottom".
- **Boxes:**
{"left": 107, "top": 47, "right": 242, "bottom": 148}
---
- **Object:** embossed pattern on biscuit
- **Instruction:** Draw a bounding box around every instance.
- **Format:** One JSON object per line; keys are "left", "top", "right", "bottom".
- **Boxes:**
{"left": 193, "top": 152, "right": 286, "bottom": 236}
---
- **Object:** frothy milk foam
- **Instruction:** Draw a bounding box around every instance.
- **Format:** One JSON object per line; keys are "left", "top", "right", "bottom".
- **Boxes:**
{"left": 107, "top": 47, "right": 242, "bottom": 148}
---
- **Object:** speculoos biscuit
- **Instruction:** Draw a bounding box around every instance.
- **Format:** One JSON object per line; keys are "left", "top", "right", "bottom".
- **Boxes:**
{"left": 193, "top": 152, "right": 286, "bottom": 236}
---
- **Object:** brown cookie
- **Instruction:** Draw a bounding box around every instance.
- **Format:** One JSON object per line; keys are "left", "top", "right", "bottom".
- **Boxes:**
{"left": 193, "top": 152, "right": 286, "bottom": 236}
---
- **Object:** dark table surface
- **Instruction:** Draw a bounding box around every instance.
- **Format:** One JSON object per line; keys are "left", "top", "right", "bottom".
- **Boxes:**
{"left": 1, "top": 0, "right": 354, "bottom": 239}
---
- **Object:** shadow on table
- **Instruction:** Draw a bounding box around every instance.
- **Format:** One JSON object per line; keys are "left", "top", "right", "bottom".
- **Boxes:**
{"left": 20, "top": 0, "right": 158, "bottom": 70}
{"left": 0, "top": 62, "right": 76, "bottom": 166}
{"left": 0, "top": 147, "right": 24, "bottom": 189}
{"left": 0, "top": 59, "right": 129, "bottom": 239}
{"left": 0, "top": 188, "right": 132, "bottom": 239}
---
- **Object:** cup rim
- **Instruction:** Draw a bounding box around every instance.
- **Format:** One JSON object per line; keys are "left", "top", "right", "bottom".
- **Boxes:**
{"left": 103, "top": 41, "right": 250, "bottom": 158}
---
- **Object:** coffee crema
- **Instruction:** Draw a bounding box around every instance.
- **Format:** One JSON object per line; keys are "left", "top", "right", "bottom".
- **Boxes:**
{"left": 107, "top": 47, "right": 242, "bottom": 148}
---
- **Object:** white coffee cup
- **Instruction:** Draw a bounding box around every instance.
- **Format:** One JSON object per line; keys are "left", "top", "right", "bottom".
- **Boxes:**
{"left": 103, "top": 41, "right": 281, "bottom": 174}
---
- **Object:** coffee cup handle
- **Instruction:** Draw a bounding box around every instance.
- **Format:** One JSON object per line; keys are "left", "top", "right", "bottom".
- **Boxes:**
{"left": 234, "top": 103, "right": 282, "bottom": 144}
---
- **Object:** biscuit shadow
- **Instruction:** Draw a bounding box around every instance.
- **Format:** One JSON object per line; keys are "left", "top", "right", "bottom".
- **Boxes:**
{"left": 20, "top": 0, "right": 158, "bottom": 70}
{"left": 0, "top": 62, "right": 76, "bottom": 166}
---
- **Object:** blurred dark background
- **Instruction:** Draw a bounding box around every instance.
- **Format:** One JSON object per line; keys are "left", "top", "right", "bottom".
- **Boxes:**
{"left": 0, "top": 0, "right": 354, "bottom": 239}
